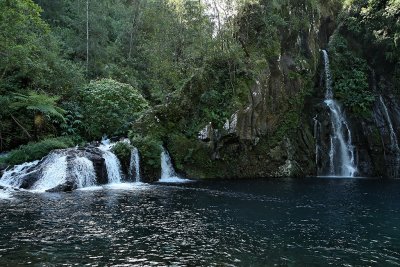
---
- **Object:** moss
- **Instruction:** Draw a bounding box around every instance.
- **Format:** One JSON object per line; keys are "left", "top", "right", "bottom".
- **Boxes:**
{"left": 167, "top": 133, "right": 234, "bottom": 179}
{"left": 1, "top": 137, "right": 77, "bottom": 166}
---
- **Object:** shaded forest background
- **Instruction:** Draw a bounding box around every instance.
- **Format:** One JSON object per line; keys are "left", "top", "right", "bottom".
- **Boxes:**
{"left": 0, "top": 0, "right": 399, "bottom": 168}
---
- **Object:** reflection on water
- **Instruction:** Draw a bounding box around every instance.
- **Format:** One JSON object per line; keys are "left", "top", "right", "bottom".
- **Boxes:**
{"left": 0, "top": 178, "right": 399, "bottom": 266}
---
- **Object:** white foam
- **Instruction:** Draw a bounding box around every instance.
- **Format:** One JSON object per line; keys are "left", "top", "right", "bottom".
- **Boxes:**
{"left": 0, "top": 189, "right": 12, "bottom": 200}
{"left": 32, "top": 155, "right": 67, "bottom": 192}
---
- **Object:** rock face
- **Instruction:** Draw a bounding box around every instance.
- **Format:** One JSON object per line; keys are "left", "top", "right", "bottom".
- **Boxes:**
{"left": 170, "top": 17, "right": 333, "bottom": 179}
{"left": 130, "top": 3, "right": 342, "bottom": 180}
{"left": 310, "top": 56, "right": 400, "bottom": 178}
{"left": 132, "top": 2, "right": 399, "bottom": 180}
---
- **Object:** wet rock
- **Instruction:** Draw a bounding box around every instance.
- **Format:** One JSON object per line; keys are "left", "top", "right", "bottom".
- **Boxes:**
{"left": 46, "top": 181, "right": 77, "bottom": 193}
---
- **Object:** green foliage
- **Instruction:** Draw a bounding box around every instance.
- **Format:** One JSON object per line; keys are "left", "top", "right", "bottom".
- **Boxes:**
{"left": 111, "top": 141, "right": 132, "bottom": 173}
{"left": 111, "top": 142, "right": 132, "bottom": 161}
{"left": 80, "top": 79, "right": 149, "bottom": 139}
{"left": 11, "top": 92, "right": 65, "bottom": 121}
{"left": 0, "top": 137, "right": 76, "bottom": 166}
{"left": 129, "top": 134, "right": 162, "bottom": 170}
{"left": 329, "top": 34, "right": 374, "bottom": 116}
{"left": 0, "top": 0, "right": 84, "bottom": 151}
{"left": 59, "top": 102, "right": 84, "bottom": 137}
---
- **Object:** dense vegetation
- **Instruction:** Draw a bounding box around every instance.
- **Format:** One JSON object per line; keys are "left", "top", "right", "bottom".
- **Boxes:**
{"left": 0, "top": 0, "right": 399, "bottom": 173}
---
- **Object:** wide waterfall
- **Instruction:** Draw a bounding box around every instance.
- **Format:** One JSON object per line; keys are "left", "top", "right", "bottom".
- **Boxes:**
{"left": 321, "top": 50, "right": 357, "bottom": 177}
{"left": 378, "top": 95, "right": 400, "bottom": 177}
{"left": 0, "top": 140, "right": 126, "bottom": 192}
{"left": 160, "top": 147, "right": 190, "bottom": 183}
{"left": 129, "top": 147, "right": 141, "bottom": 182}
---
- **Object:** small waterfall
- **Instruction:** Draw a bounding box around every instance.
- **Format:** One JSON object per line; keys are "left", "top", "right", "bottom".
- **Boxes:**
{"left": 160, "top": 147, "right": 190, "bottom": 183}
{"left": 99, "top": 142, "right": 123, "bottom": 184}
{"left": 72, "top": 157, "right": 97, "bottom": 188}
{"left": 322, "top": 50, "right": 357, "bottom": 177}
{"left": 378, "top": 95, "right": 400, "bottom": 176}
{"left": 129, "top": 147, "right": 141, "bottom": 182}
{"left": 32, "top": 154, "right": 68, "bottom": 192}
{"left": 0, "top": 161, "right": 39, "bottom": 188}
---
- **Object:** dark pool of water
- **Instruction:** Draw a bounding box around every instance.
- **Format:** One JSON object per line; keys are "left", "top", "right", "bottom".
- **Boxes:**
{"left": 0, "top": 178, "right": 399, "bottom": 266}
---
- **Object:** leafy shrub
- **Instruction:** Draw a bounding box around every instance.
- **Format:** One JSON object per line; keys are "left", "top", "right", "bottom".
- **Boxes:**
{"left": 1, "top": 137, "right": 76, "bottom": 166}
{"left": 80, "top": 79, "right": 149, "bottom": 139}
{"left": 130, "top": 134, "right": 161, "bottom": 169}
{"left": 111, "top": 141, "right": 132, "bottom": 173}
{"left": 329, "top": 34, "right": 374, "bottom": 116}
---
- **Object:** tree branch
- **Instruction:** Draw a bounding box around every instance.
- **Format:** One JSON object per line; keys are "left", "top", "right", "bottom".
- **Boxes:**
{"left": 10, "top": 114, "right": 32, "bottom": 139}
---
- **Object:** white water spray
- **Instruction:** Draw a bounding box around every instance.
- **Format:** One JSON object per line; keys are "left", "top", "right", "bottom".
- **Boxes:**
{"left": 32, "top": 154, "right": 68, "bottom": 192}
{"left": 72, "top": 157, "right": 97, "bottom": 188}
{"left": 99, "top": 142, "right": 123, "bottom": 184}
{"left": 0, "top": 161, "right": 39, "bottom": 188}
{"left": 322, "top": 50, "right": 357, "bottom": 177}
{"left": 160, "top": 147, "right": 190, "bottom": 183}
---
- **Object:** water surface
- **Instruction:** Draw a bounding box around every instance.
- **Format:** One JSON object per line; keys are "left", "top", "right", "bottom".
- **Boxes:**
{"left": 0, "top": 178, "right": 399, "bottom": 266}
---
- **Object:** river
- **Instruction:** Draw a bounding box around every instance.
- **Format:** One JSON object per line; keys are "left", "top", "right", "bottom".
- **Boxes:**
{"left": 0, "top": 178, "right": 399, "bottom": 266}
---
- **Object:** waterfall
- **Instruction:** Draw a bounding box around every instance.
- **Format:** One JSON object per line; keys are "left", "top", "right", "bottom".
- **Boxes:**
{"left": 32, "top": 154, "right": 68, "bottom": 192}
{"left": 0, "top": 161, "right": 39, "bottom": 188}
{"left": 160, "top": 147, "right": 190, "bottom": 183}
{"left": 322, "top": 50, "right": 357, "bottom": 177}
{"left": 323, "top": 50, "right": 334, "bottom": 100}
{"left": 129, "top": 147, "right": 141, "bottom": 182}
{"left": 99, "top": 142, "right": 123, "bottom": 184}
{"left": 72, "top": 157, "right": 97, "bottom": 188}
{"left": 378, "top": 95, "right": 400, "bottom": 176}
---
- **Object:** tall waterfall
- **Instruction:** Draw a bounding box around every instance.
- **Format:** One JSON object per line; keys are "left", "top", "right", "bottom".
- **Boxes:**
{"left": 322, "top": 50, "right": 357, "bottom": 177}
{"left": 99, "top": 143, "right": 123, "bottom": 184}
{"left": 129, "top": 147, "right": 141, "bottom": 182}
{"left": 378, "top": 95, "right": 400, "bottom": 176}
{"left": 160, "top": 147, "right": 190, "bottom": 183}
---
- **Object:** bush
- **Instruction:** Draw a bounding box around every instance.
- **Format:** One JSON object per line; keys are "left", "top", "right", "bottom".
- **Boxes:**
{"left": 329, "top": 34, "right": 374, "bottom": 116}
{"left": 130, "top": 134, "right": 161, "bottom": 169}
{"left": 0, "top": 137, "right": 76, "bottom": 166}
{"left": 111, "top": 141, "right": 132, "bottom": 174}
{"left": 80, "top": 79, "right": 149, "bottom": 139}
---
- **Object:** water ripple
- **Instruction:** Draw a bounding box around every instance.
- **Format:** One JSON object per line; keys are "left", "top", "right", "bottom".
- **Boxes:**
{"left": 0, "top": 179, "right": 399, "bottom": 266}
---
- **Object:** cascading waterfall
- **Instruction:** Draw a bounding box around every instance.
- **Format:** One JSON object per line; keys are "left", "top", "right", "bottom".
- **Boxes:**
{"left": 378, "top": 95, "right": 400, "bottom": 176}
{"left": 0, "top": 161, "right": 39, "bottom": 188}
{"left": 129, "top": 147, "right": 141, "bottom": 182}
{"left": 32, "top": 153, "right": 68, "bottom": 192}
{"left": 72, "top": 157, "right": 97, "bottom": 188}
{"left": 0, "top": 140, "right": 129, "bottom": 193}
{"left": 99, "top": 142, "right": 123, "bottom": 184}
{"left": 160, "top": 147, "right": 190, "bottom": 183}
{"left": 322, "top": 50, "right": 357, "bottom": 177}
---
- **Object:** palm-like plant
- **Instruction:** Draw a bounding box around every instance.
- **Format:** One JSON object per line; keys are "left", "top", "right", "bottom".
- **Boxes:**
{"left": 10, "top": 91, "right": 65, "bottom": 132}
